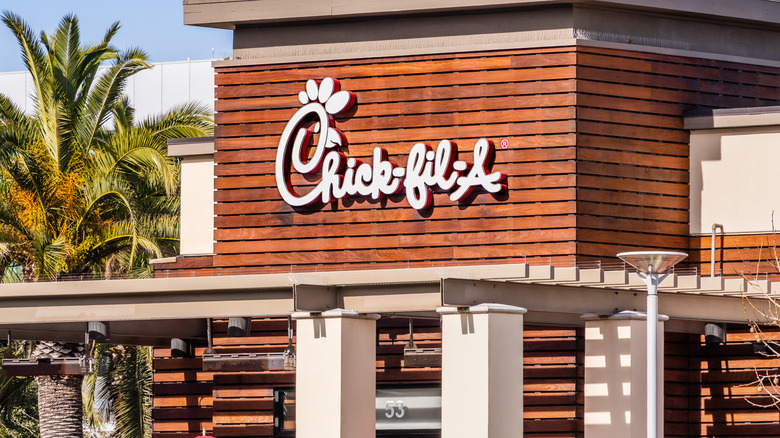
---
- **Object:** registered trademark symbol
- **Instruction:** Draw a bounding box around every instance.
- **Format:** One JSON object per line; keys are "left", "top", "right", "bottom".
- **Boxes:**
{"left": 500, "top": 139, "right": 509, "bottom": 149}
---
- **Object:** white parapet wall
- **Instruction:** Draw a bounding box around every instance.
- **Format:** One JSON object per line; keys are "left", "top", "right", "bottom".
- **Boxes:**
{"left": 168, "top": 138, "right": 215, "bottom": 255}
{"left": 0, "top": 59, "right": 214, "bottom": 118}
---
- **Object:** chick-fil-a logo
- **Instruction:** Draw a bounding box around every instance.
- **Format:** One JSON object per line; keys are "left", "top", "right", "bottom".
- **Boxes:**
{"left": 275, "top": 78, "right": 507, "bottom": 210}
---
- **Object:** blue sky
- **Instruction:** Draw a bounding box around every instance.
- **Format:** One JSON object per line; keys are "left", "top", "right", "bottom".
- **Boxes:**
{"left": 0, "top": 0, "right": 232, "bottom": 72}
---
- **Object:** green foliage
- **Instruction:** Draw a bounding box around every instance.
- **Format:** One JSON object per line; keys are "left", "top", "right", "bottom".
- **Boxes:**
{"left": 0, "top": 11, "right": 212, "bottom": 282}
{"left": 84, "top": 345, "right": 153, "bottom": 438}
{"left": 0, "top": 343, "right": 38, "bottom": 437}
{"left": 0, "top": 10, "right": 212, "bottom": 437}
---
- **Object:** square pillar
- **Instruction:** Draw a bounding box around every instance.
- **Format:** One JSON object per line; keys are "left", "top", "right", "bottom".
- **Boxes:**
{"left": 582, "top": 311, "right": 667, "bottom": 438}
{"left": 292, "top": 309, "right": 380, "bottom": 438}
{"left": 437, "top": 303, "right": 527, "bottom": 438}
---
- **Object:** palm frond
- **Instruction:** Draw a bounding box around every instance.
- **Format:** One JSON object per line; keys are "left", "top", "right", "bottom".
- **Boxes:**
{"left": 140, "top": 101, "right": 213, "bottom": 140}
{"left": 31, "top": 231, "right": 69, "bottom": 280}
{"left": 83, "top": 343, "right": 115, "bottom": 431}
{"left": 1, "top": 11, "right": 51, "bottom": 130}
{"left": 111, "top": 96, "right": 135, "bottom": 136}
{"left": 80, "top": 48, "right": 149, "bottom": 154}
{"left": 0, "top": 342, "right": 38, "bottom": 435}
{"left": 98, "top": 128, "right": 179, "bottom": 196}
{"left": 106, "top": 346, "right": 152, "bottom": 438}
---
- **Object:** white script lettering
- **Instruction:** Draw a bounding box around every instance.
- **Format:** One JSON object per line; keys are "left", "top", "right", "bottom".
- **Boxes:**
{"left": 275, "top": 78, "right": 507, "bottom": 210}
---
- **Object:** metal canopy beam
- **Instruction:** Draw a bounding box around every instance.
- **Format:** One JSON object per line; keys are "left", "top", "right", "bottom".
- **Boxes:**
{"left": 440, "top": 278, "right": 755, "bottom": 324}
{"left": 0, "top": 265, "right": 765, "bottom": 342}
{"left": 1, "top": 319, "right": 207, "bottom": 346}
{"left": 293, "top": 283, "right": 442, "bottom": 313}
{"left": 0, "top": 275, "right": 294, "bottom": 325}
{"left": 294, "top": 284, "right": 338, "bottom": 312}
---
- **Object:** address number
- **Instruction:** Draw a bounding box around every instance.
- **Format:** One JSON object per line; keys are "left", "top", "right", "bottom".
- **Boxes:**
{"left": 385, "top": 400, "right": 406, "bottom": 419}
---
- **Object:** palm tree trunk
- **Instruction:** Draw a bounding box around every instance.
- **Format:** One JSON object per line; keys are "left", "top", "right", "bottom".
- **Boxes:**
{"left": 36, "top": 374, "right": 83, "bottom": 437}
{"left": 33, "top": 341, "right": 84, "bottom": 437}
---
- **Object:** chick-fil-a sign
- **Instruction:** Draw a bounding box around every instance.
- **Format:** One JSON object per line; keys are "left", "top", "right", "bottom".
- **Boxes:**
{"left": 275, "top": 78, "right": 507, "bottom": 210}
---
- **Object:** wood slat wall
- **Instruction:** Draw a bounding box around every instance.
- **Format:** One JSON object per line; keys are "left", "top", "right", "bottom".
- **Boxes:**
{"left": 575, "top": 47, "right": 780, "bottom": 263}
{"left": 152, "top": 319, "right": 583, "bottom": 437}
{"left": 689, "top": 234, "right": 780, "bottom": 280}
{"left": 665, "top": 332, "right": 698, "bottom": 438}
{"left": 687, "top": 326, "right": 780, "bottom": 438}
{"left": 523, "top": 325, "right": 584, "bottom": 437}
{"left": 209, "top": 318, "right": 291, "bottom": 437}
{"left": 152, "top": 348, "right": 214, "bottom": 438}
{"left": 166, "top": 47, "right": 581, "bottom": 276}
{"left": 155, "top": 45, "right": 780, "bottom": 278}
{"left": 666, "top": 328, "right": 780, "bottom": 438}
{"left": 152, "top": 321, "right": 780, "bottom": 438}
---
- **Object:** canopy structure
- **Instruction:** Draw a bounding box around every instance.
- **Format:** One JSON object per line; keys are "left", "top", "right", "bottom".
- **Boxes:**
{"left": 0, "top": 263, "right": 770, "bottom": 345}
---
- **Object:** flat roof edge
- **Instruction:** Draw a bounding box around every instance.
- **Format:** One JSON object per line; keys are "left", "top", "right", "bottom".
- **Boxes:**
{"left": 183, "top": 0, "right": 780, "bottom": 29}
{"left": 167, "top": 137, "right": 215, "bottom": 157}
{"left": 685, "top": 106, "right": 780, "bottom": 130}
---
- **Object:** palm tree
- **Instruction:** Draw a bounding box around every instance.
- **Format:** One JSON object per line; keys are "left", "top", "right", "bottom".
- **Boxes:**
{"left": 0, "top": 12, "right": 212, "bottom": 437}
{"left": 0, "top": 341, "right": 37, "bottom": 437}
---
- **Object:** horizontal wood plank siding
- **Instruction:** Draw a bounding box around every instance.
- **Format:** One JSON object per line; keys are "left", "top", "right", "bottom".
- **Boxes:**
{"left": 575, "top": 47, "right": 780, "bottom": 264}
{"left": 152, "top": 348, "right": 214, "bottom": 438}
{"left": 689, "top": 234, "right": 780, "bottom": 280}
{"left": 153, "top": 319, "right": 582, "bottom": 437}
{"left": 155, "top": 46, "right": 780, "bottom": 278}
{"left": 208, "top": 48, "right": 579, "bottom": 274}
{"left": 666, "top": 332, "right": 697, "bottom": 438}
{"left": 692, "top": 326, "right": 780, "bottom": 437}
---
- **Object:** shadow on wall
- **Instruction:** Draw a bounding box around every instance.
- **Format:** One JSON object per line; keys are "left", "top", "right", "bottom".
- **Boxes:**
{"left": 698, "top": 325, "right": 780, "bottom": 437}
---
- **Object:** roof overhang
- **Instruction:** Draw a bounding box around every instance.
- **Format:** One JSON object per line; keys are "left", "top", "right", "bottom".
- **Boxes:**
{"left": 0, "top": 264, "right": 771, "bottom": 344}
{"left": 183, "top": 0, "right": 780, "bottom": 29}
{"left": 685, "top": 105, "right": 780, "bottom": 131}
{"left": 167, "top": 136, "right": 215, "bottom": 157}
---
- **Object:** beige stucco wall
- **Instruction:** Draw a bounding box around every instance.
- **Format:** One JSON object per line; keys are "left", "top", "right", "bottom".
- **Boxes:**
{"left": 180, "top": 156, "right": 215, "bottom": 254}
{"left": 439, "top": 304, "right": 526, "bottom": 438}
{"left": 689, "top": 126, "right": 780, "bottom": 235}
{"left": 293, "top": 310, "right": 378, "bottom": 438}
{"left": 583, "top": 313, "right": 665, "bottom": 437}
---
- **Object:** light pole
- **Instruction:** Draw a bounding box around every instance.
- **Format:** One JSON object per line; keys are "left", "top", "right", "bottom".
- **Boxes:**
{"left": 616, "top": 251, "right": 687, "bottom": 438}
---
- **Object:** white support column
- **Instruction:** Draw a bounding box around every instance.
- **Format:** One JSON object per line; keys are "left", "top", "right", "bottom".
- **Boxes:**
{"left": 437, "top": 303, "right": 527, "bottom": 438}
{"left": 292, "top": 309, "right": 380, "bottom": 438}
{"left": 582, "top": 311, "right": 667, "bottom": 438}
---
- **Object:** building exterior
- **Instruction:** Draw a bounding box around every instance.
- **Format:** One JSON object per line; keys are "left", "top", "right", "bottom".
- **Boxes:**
{"left": 0, "top": 59, "right": 215, "bottom": 119}
{"left": 3, "top": 1, "right": 780, "bottom": 437}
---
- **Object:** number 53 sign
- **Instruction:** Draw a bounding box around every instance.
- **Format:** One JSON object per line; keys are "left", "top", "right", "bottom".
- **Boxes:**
{"left": 376, "top": 387, "right": 441, "bottom": 431}
{"left": 384, "top": 400, "right": 407, "bottom": 419}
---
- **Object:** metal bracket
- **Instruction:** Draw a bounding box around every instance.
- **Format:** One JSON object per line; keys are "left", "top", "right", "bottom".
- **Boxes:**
{"left": 403, "top": 348, "right": 443, "bottom": 368}
{"left": 2, "top": 357, "right": 94, "bottom": 376}
{"left": 293, "top": 284, "right": 339, "bottom": 312}
{"left": 202, "top": 352, "right": 295, "bottom": 372}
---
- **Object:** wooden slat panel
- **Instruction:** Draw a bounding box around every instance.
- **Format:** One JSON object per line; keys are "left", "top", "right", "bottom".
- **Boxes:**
{"left": 215, "top": 214, "right": 576, "bottom": 241}
{"left": 688, "top": 234, "right": 780, "bottom": 279}
{"left": 196, "top": 48, "right": 581, "bottom": 275}
{"left": 151, "top": 319, "right": 586, "bottom": 438}
{"left": 162, "top": 45, "right": 780, "bottom": 275}
{"left": 690, "top": 327, "right": 780, "bottom": 437}
{"left": 214, "top": 200, "right": 578, "bottom": 228}
{"left": 217, "top": 79, "right": 578, "bottom": 112}
{"left": 574, "top": 45, "right": 780, "bottom": 264}
{"left": 152, "top": 316, "right": 586, "bottom": 436}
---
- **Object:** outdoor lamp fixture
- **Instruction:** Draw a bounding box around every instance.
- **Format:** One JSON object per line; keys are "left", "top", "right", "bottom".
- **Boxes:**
{"left": 617, "top": 251, "right": 687, "bottom": 438}
{"left": 228, "top": 317, "right": 252, "bottom": 337}
{"left": 87, "top": 321, "right": 110, "bottom": 342}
